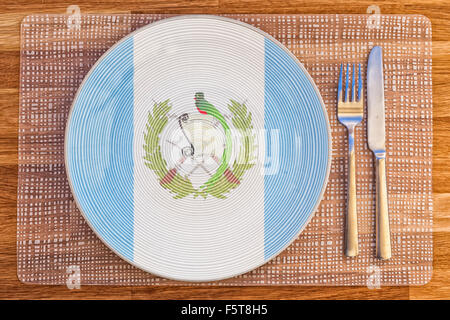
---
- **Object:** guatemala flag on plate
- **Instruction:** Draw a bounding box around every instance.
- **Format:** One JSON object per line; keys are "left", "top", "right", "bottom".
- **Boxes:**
{"left": 66, "top": 16, "right": 330, "bottom": 282}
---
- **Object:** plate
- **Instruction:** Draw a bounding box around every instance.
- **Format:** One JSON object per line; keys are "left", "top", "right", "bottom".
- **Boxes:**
{"left": 65, "top": 15, "right": 331, "bottom": 282}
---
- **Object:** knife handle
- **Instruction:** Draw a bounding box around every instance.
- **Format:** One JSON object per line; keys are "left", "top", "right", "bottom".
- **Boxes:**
{"left": 375, "top": 156, "right": 391, "bottom": 260}
{"left": 345, "top": 130, "right": 358, "bottom": 257}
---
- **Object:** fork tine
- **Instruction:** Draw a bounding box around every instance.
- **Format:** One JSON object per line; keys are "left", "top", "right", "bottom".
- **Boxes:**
{"left": 351, "top": 63, "right": 356, "bottom": 102}
{"left": 344, "top": 63, "right": 349, "bottom": 102}
{"left": 358, "top": 63, "right": 362, "bottom": 101}
{"left": 338, "top": 63, "right": 343, "bottom": 102}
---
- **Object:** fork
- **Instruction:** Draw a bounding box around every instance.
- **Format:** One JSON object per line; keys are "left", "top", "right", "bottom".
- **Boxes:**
{"left": 337, "top": 63, "right": 363, "bottom": 257}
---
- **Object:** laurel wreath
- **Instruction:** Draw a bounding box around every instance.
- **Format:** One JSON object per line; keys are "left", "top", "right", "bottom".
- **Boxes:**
{"left": 143, "top": 99, "right": 255, "bottom": 199}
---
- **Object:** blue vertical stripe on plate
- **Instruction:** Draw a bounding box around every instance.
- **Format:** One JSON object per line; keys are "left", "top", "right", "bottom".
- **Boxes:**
{"left": 66, "top": 37, "right": 135, "bottom": 261}
{"left": 264, "top": 38, "right": 329, "bottom": 260}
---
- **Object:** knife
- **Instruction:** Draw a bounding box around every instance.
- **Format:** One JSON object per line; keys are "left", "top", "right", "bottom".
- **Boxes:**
{"left": 367, "top": 46, "right": 392, "bottom": 260}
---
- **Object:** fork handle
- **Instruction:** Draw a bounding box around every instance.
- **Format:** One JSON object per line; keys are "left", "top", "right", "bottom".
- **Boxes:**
{"left": 345, "top": 129, "right": 358, "bottom": 257}
{"left": 375, "top": 156, "right": 391, "bottom": 260}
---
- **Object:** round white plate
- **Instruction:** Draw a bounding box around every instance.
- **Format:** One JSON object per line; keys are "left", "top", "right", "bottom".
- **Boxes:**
{"left": 65, "top": 15, "right": 331, "bottom": 282}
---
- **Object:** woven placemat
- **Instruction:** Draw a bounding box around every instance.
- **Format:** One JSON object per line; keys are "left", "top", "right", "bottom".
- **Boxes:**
{"left": 17, "top": 14, "right": 432, "bottom": 286}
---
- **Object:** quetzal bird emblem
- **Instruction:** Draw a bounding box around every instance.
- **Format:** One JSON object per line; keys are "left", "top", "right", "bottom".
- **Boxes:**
{"left": 194, "top": 92, "right": 239, "bottom": 188}
{"left": 143, "top": 92, "right": 255, "bottom": 199}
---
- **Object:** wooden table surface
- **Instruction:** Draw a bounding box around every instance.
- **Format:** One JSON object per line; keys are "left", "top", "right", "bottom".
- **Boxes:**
{"left": 0, "top": 0, "right": 449, "bottom": 300}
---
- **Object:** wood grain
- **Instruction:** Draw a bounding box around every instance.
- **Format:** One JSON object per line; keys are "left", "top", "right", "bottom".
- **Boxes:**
{"left": 0, "top": 0, "right": 449, "bottom": 300}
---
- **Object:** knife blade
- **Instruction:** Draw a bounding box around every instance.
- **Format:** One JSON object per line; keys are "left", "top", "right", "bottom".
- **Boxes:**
{"left": 367, "top": 46, "right": 386, "bottom": 154}
{"left": 367, "top": 46, "right": 392, "bottom": 260}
